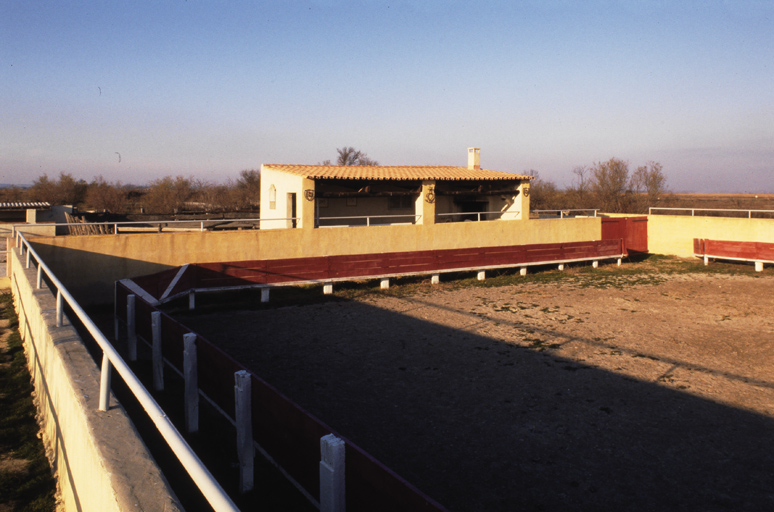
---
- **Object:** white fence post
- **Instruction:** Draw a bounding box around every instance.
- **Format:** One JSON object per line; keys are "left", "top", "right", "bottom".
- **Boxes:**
{"left": 431, "top": 274, "right": 440, "bottom": 285}
{"left": 26, "top": 250, "right": 31, "bottom": 268}
{"left": 380, "top": 278, "right": 390, "bottom": 289}
{"left": 127, "top": 294, "right": 137, "bottom": 361}
{"left": 99, "top": 353, "right": 112, "bottom": 412}
{"left": 56, "top": 289, "right": 63, "bottom": 327}
{"left": 152, "top": 311, "right": 164, "bottom": 391}
{"left": 319, "top": 434, "right": 345, "bottom": 512}
{"left": 37, "top": 265, "right": 42, "bottom": 289}
{"left": 183, "top": 333, "right": 199, "bottom": 433}
{"left": 260, "top": 288, "right": 270, "bottom": 303}
{"left": 234, "top": 370, "right": 254, "bottom": 493}
{"left": 477, "top": 270, "right": 486, "bottom": 281}
{"left": 188, "top": 291, "right": 195, "bottom": 310}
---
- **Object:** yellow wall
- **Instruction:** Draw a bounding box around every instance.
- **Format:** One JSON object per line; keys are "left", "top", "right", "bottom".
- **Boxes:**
{"left": 648, "top": 215, "right": 774, "bottom": 258}
{"left": 30, "top": 217, "right": 600, "bottom": 303}
{"left": 9, "top": 247, "right": 182, "bottom": 512}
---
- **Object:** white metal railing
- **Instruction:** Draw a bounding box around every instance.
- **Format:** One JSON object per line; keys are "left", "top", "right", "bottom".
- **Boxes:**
{"left": 12, "top": 217, "right": 267, "bottom": 237}
{"left": 649, "top": 207, "right": 774, "bottom": 218}
{"left": 13, "top": 232, "right": 240, "bottom": 512}
{"left": 316, "top": 213, "right": 421, "bottom": 227}
{"left": 436, "top": 210, "right": 521, "bottom": 222}
{"left": 531, "top": 209, "right": 599, "bottom": 218}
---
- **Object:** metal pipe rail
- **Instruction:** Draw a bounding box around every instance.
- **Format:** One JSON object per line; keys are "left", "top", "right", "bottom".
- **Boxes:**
{"left": 316, "top": 213, "right": 422, "bottom": 226}
{"left": 649, "top": 207, "right": 774, "bottom": 218}
{"left": 435, "top": 210, "right": 521, "bottom": 222}
{"left": 12, "top": 217, "right": 267, "bottom": 237}
{"left": 13, "top": 232, "right": 240, "bottom": 512}
{"left": 531, "top": 209, "right": 599, "bottom": 218}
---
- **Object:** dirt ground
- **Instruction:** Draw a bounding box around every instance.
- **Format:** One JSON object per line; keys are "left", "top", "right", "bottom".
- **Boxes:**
{"left": 179, "top": 260, "right": 774, "bottom": 512}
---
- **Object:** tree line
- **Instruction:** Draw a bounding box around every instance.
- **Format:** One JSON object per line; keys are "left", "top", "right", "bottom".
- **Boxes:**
{"left": 0, "top": 170, "right": 262, "bottom": 215}
{"left": 528, "top": 157, "right": 668, "bottom": 213}
{"left": 1, "top": 154, "right": 669, "bottom": 215}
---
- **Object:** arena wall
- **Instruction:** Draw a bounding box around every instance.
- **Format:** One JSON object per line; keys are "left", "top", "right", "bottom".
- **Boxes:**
{"left": 9, "top": 245, "right": 182, "bottom": 512}
{"left": 28, "top": 217, "right": 601, "bottom": 303}
{"left": 648, "top": 215, "right": 774, "bottom": 258}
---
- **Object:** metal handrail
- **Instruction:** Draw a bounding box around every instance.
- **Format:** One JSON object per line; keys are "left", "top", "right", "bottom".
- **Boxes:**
{"left": 316, "top": 214, "right": 422, "bottom": 226}
{"left": 435, "top": 210, "right": 521, "bottom": 222}
{"left": 531, "top": 209, "right": 599, "bottom": 218}
{"left": 13, "top": 232, "right": 239, "bottom": 512}
{"left": 12, "top": 217, "right": 269, "bottom": 237}
{"left": 649, "top": 207, "right": 774, "bottom": 218}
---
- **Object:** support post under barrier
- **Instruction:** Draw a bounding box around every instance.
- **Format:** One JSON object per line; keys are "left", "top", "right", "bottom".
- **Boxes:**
{"left": 320, "top": 434, "right": 345, "bottom": 512}
{"left": 99, "top": 353, "right": 112, "bottom": 411}
{"left": 152, "top": 311, "right": 164, "bottom": 391}
{"left": 183, "top": 333, "right": 199, "bottom": 433}
{"left": 37, "top": 265, "right": 42, "bottom": 289}
{"left": 56, "top": 289, "right": 63, "bottom": 327}
{"left": 235, "top": 370, "right": 254, "bottom": 493}
{"left": 127, "top": 295, "right": 137, "bottom": 361}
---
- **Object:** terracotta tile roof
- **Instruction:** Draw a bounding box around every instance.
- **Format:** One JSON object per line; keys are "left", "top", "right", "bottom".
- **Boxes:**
{"left": 0, "top": 202, "right": 50, "bottom": 209}
{"left": 262, "top": 164, "right": 533, "bottom": 181}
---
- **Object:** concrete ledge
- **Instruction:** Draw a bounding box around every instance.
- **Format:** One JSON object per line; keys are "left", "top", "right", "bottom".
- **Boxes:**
{"left": 9, "top": 247, "right": 182, "bottom": 512}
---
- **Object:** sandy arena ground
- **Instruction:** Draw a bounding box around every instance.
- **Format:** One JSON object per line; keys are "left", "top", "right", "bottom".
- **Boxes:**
{"left": 180, "top": 263, "right": 774, "bottom": 512}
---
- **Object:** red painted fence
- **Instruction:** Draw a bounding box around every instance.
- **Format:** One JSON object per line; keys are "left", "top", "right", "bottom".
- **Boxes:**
{"left": 694, "top": 239, "right": 774, "bottom": 263}
{"left": 601, "top": 216, "right": 648, "bottom": 256}
{"left": 131, "top": 239, "right": 625, "bottom": 303}
{"left": 115, "top": 282, "right": 449, "bottom": 512}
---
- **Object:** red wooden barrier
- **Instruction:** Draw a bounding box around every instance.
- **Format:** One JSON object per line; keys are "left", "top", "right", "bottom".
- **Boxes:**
{"left": 132, "top": 239, "right": 625, "bottom": 302}
{"left": 601, "top": 216, "right": 648, "bottom": 255}
{"left": 115, "top": 282, "right": 449, "bottom": 511}
{"left": 694, "top": 239, "right": 774, "bottom": 263}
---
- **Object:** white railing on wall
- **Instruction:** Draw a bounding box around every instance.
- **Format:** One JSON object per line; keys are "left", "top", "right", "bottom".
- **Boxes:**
{"left": 12, "top": 217, "right": 271, "bottom": 236}
{"left": 649, "top": 207, "right": 774, "bottom": 218}
{"left": 531, "top": 209, "right": 599, "bottom": 218}
{"left": 316, "top": 214, "right": 422, "bottom": 227}
{"left": 435, "top": 210, "right": 521, "bottom": 222}
{"left": 12, "top": 232, "right": 240, "bottom": 512}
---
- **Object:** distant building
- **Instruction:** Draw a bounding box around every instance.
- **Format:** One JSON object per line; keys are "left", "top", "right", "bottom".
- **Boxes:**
{"left": 260, "top": 148, "right": 533, "bottom": 229}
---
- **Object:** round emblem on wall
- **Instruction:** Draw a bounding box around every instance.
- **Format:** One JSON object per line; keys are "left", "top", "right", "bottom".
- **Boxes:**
{"left": 304, "top": 189, "right": 315, "bottom": 201}
{"left": 523, "top": 187, "right": 530, "bottom": 198}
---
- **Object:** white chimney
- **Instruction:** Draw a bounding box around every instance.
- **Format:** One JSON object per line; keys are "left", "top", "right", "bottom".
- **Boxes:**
{"left": 467, "top": 147, "right": 480, "bottom": 170}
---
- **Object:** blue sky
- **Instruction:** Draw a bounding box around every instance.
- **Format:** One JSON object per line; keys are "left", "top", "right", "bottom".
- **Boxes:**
{"left": 2, "top": 1, "right": 772, "bottom": 192}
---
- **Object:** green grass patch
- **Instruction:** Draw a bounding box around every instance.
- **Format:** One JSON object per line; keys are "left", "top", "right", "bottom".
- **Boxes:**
{"left": 0, "top": 293, "right": 57, "bottom": 512}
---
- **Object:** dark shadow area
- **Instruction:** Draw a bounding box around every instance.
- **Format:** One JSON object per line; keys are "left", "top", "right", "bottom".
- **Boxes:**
{"left": 173, "top": 294, "right": 774, "bottom": 512}
{"left": 28, "top": 242, "right": 175, "bottom": 304}
{"left": 81, "top": 304, "right": 316, "bottom": 512}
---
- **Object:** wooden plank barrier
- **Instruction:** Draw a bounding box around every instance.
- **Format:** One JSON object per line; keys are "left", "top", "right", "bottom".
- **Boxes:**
{"left": 131, "top": 239, "right": 625, "bottom": 304}
{"left": 694, "top": 239, "right": 774, "bottom": 271}
{"left": 114, "top": 281, "right": 449, "bottom": 511}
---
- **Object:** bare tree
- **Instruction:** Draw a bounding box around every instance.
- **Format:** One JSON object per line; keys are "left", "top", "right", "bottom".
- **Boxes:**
{"left": 234, "top": 169, "right": 261, "bottom": 208}
{"left": 565, "top": 165, "right": 593, "bottom": 209}
{"left": 590, "top": 158, "right": 631, "bottom": 212}
{"left": 142, "top": 175, "right": 198, "bottom": 214}
{"left": 633, "top": 162, "right": 667, "bottom": 199}
{"left": 526, "top": 171, "right": 563, "bottom": 211}
{"left": 335, "top": 147, "right": 379, "bottom": 166}
{"left": 85, "top": 176, "right": 127, "bottom": 213}
{"left": 27, "top": 172, "right": 88, "bottom": 206}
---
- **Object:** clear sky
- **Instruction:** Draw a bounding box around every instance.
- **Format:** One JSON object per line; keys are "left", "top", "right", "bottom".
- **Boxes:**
{"left": 2, "top": 1, "right": 772, "bottom": 192}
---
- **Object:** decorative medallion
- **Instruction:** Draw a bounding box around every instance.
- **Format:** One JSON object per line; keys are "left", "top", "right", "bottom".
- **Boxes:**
{"left": 304, "top": 189, "right": 315, "bottom": 201}
{"left": 425, "top": 186, "right": 436, "bottom": 204}
{"left": 523, "top": 187, "right": 530, "bottom": 198}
